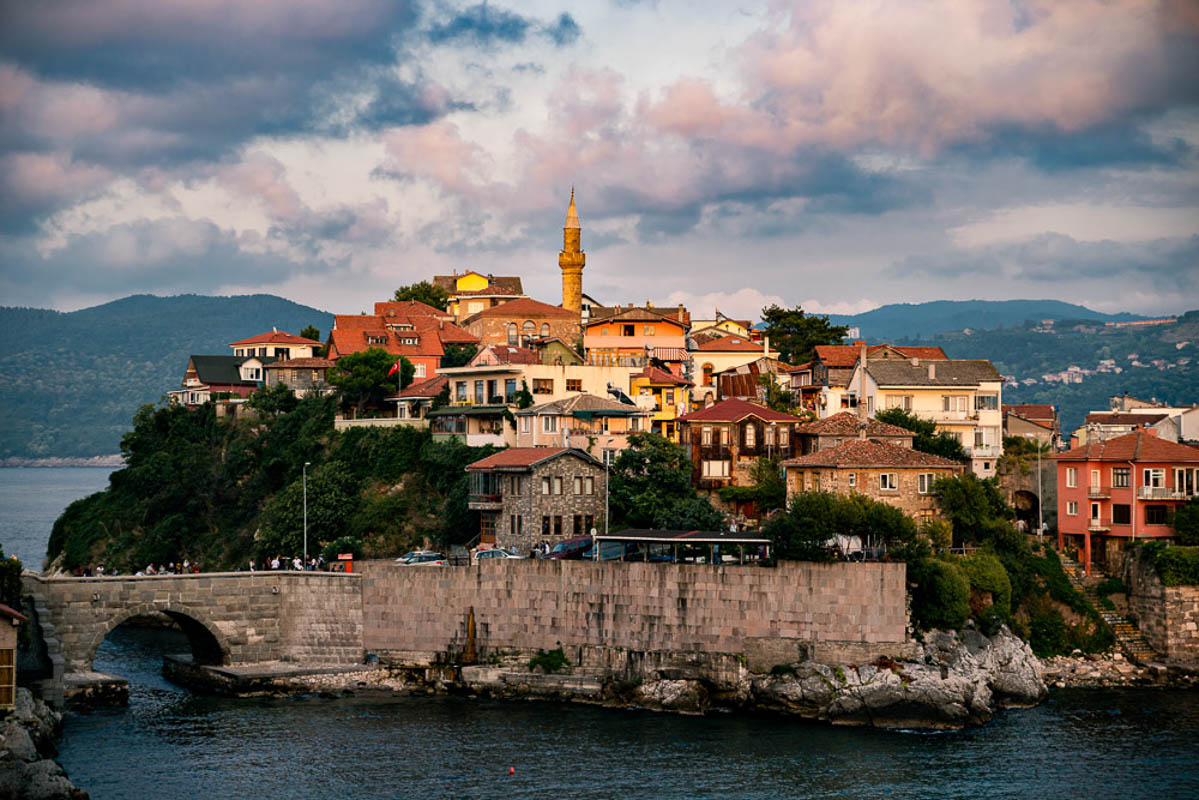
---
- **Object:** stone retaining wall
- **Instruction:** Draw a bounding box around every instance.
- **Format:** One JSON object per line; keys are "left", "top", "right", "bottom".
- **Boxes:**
{"left": 1124, "top": 555, "right": 1199, "bottom": 663}
{"left": 358, "top": 559, "right": 908, "bottom": 667}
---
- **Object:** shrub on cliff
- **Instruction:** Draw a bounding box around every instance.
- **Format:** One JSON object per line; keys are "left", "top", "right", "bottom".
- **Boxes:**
{"left": 764, "top": 491, "right": 921, "bottom": 562}
{"left": 960, "top": 552, "right": 1012, "bottom": 620}
{"left": 1144, "top": 542, "right": 1199, "bottom": 586}
{"left": 908, "top": 557, "right": 971, "bottom": 631}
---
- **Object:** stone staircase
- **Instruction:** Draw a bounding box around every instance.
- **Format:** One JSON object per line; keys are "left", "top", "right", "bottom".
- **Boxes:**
{"left": 1060, "top": 556, "right": 1159, "bottom": 664}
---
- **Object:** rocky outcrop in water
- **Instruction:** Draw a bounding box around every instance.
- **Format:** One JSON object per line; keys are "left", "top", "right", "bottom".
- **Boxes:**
{"left": 0, "top": 689, "right": 88, "bottom": 800}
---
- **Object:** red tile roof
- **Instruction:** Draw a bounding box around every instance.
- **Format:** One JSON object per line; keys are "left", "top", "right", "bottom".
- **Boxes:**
{"left": 328, "top": 313, "right": 477, "bottom": 360}
{"left": 678, "top": 397, "right": 805, "bottom": 423}
{"left": 813, "top": 344, "right": 949, "bottom": 368}
{"left": 466, "top": 447, "right": 600, "bottom": 470}
{"left": 476, "top": 345, "right": 540, "bottom": 364}
{"left": 374, "top": 300, "right": 448, "bottom": 319}
{"left": 393, "top": 374, "right": 448, "bottom": 399}
{"left": 782, "top": 439, "right": 965, "bottom": 469}
{"left": 229, "top": 330, "right": 322, "bottom": 347}
{"left": 1004, "top": 403, "right": 1056, "bottom": 422}
{"left": 1084, "top": 412, "right": 1170, "bottom": 426}
{"left": 1053, "top": 430, "right": 1199, "bottom": 463}
{"left": 693, "top": 336, "right": 765, "bottom": 352}
{"left": 634, "top": 366, "right": 693, "bottom": 386}
{"left": 473, "top": 297, "right": 578, "bottom": 318}
{"left": 796, "top": 411, "right": 913, "bottom": 438}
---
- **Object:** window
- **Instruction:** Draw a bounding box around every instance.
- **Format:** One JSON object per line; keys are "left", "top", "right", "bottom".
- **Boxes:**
{"left": 880, "top": 473, "right": 898, "bottom": 491}
{"left": 665, "top": 389, "right": 675, "bottom": 405}
{"left": 574, "top": 476, "right": 583, "bottom": 495}
{"left": 474, "top": 380, "right": 485, "bottom": 404}
{"left": 523, "top": 321, "right": 536, "bottom": 340}
{"left": 542, "top": 516, "right": 550, "bottom": 535}
{"left": 1175, "top": 468, "right": 1198, "bottom": 496}
{"left": 541, "top": 323, "right": 550, "bottom": 337}
{"left": 414, "top": 363, "right": 426, "bottom": 378}
{"left": 585, "top": 476, "right": 594, "bottom": 495}
{"left": 1066, "top": 467, "right": 1077, "bottom": 488}
{"left": 886, "top": 395, "right": 913, "bottom": 411}
{"left": 1143, "top": 468, "right": 1165, "bottom": 488}
{"left": 779, "top": 428, "right": 789, "bottom": 447}
{"left": 975, "top": 430, "right": 986, "bottom": 448}
{"left": 631, "top": 416, "right": 642, "bottom": 432}
{"left": 507, "top": 323, "right": 518, "bottom": 345}
{"left": 975, "top": 394, "right": 998, "bottom": 410}
{"left": 554, "top": 516, "right": 563, "bottom": 536}
{"left": 643, "top": 325, "right": 655, "bottom": 336}
{"left": 542, "top": 477, "right": 551, "bottom": 495}
{"left": 918, "top": 473, "right": 936, "bottom": 494}
{"left": 702, "top": 460, "right": 731, "bottom": 478}
{"left": 1067, "top": 501, "right": 1078, "bottom": 516}
{"left": 847, "top": 472, "right": 856, "bottom": 489}
{"left": 1146, "top": 505, "right": 1168, "bottom": 525}
{"left": 400, "top": 337, "right": 418, "bottom": 345}
{"left": 566, "top": 379, "right": 582, "bottom": 392}
{"left": 505, "top": 378, "right": 517, "bottom": 402}
{"left": 701, "top": 427, "right": 712, "bottom": 445}
{"left": 1090, "top": 469, "right": 1101, "bottom": 488}
{"left": 553, "top": 476, "right": 563, "bottom": 495}
{"left": 622, "top": 324, "right": 635, "bottom": 336}
{"left": 702, "top": 364, "right": 714, "bottom": 386}
{"left": 520, "top": 416, "right": 531, "bottom": 433}
{"left": 1113, "top": 504, "right": 1131, "bottom": 525}
{"left": 573, "top": 515, "right": 583, "bottom": 535}
{"left": 745, "top": 425, "right": 756, "bottom": 447}
{"left": 603, "top": 449, "right": 616, "bottom": 466}
{"left": 542, "top": 416, "right": 558, "bottom": 433}
{"left": 942, "top": 395, "right": 968, "bottom": 412}
{"left": 1113, "top": 468, "right": 1130, "bottom": 488}
{"left": 720, "top": 427, "right": 730, "bottom": 445}
{"left": 765, "top": 426, "right": 775, "bottom": 446}
{"left": 533, "top": 379, "right": 553, "bottom": 394}
{"left": 585, "top": 514, "right": 594, "bottom": 534}
{"left": 601, "top": 327, "right": 609, "bottom": 336}
{"left": 456, "top": 381, "right": 468, "bottom": 402}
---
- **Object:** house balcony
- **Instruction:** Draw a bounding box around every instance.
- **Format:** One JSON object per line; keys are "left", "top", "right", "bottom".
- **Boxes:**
{"left": 1087, "top": 486, "right": 1111, "bottom": 499}
{"left": 929, "top": 410, "right": 975, "bottom": 423}
{"left": 468, "top": 493, "right": 503, "bottom": 510}
{"left": 1088, "top": 517, "right": 1111, "bottom": 532}
{"left": 971, "top": 445, "right": 1001, "bottom": 458}
{"left": 1137, "top": 486, "right": 1187, "bottom": 500}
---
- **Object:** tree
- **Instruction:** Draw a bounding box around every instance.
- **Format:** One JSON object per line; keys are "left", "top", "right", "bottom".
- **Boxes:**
{"left": 609, "top": 433, "right": 699, "bottom": 529}
{"left": 876, "top": 407, "right": 971, "bottom": 463}
{"left": 442, "top": 344, "right": 478, "bottom": 368}
{"left": 514, "top": 379, "right": 534, "bottom": 409}
{"left": 329, "top": 348, "right": 413, "bottom": 416}
{"left": 1174, "top": 497, "right": 1199, "bottom": 546}
{"left": 299, "top": 324, "right": 325, "bottom": 357}
{"left": 933, "top": 472, "right": 1013, "bottom": 546}
{"left": 759, "top": 305, "right": 849, "bottom": 365}
{"left": 653, "top": 496, "right": 725, "bottom": 531}
{"left": 718, "top": 456, "right": 786, "bottom": 514}
{"left": 764, "top": 490, "right": 920, "bottom": 562}
{"left": 260, "top": 463, "right": 361, "bottom": 558}
{"left": 394, "top": 281, "right": 449, "bottom": 311}
{"left": 757, "top": 374, "right": 799, "bottom": 415}
{"left": 247, "top": 382, "right": 298, "bottom": 418}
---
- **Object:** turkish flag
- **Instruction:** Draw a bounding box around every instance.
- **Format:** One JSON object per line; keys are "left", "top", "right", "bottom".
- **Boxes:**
{"left": 387, "top": 359, "right": 401, "bottom": 376}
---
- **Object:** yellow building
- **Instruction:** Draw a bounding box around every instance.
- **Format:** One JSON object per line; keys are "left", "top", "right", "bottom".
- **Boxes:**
{"left": 433, "top": 271, "right": 526, "bottom": 322}
{"left": 629, "top": 366, "right": 693, "bottom": 441}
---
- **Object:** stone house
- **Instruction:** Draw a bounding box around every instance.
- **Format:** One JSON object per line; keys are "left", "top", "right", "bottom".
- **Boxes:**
{"left": 466, "top": 447, "right": 606, "bottom": 552}
{"left": 781, "top": 440, "right": 966, "bottom": 521}
{"left": 677, "top": 398, "right": 806, "bottom": 510}
{"left": 462, "top": 297, "right": 581, "bottom": 348}
{"left": 1003, "top": 403, "right": 1059, "bottom": 448}
{"left": 263, "top": 357, "right": 334, "bottom": 398}
{"left": 794, "top": 411, "right": 914, "bottom": 455}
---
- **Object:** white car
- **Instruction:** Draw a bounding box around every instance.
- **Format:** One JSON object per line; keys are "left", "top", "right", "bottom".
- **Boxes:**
{"left": 396, "top": 551, "right": 447, "bottom": 565}
{"left": 473, "top": 549, "right": 526, "bottom": 562}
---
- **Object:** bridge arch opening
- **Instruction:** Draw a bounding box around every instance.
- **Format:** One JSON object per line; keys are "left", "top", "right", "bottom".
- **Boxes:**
{"left": 85, "top": 605, "right": 232, "bottom": 674}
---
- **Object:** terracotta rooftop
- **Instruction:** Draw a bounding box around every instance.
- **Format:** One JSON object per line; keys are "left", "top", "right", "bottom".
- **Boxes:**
{"left": 813, "top": 344, "right": 949, "bottom": 368}
{"left": 586, "top": 306, "right": 689, "bottom": 327}
{"left": 229, "top": 329, "right": 322, "bottom": 347}
{"left": 518, "top": 393, "right": 646, "bottom": 416}
{"left": 374, "top": 300, "right": 448, "bottom": 319}
{"left": 796, "top": 411, "right": 914, "bottom": 438}
{"left": 692, "top": 336, "right": 765, "bottom": 352}
{"left": 634, "top": 366, "right": 693, "bottom": 387}
{"left": 1004, "top": 404, "right": 1056, "bottom": 422}
{"left": 782, "top": 439, "right": 966, "bottom": 469}
{"left": 471, "top": 297, "right": 577, "bottom": 318}
{"left": 475, "top": 345, "right": 540, "bottom": 365}
{"left": 678, "top": 397, "right": 805, "bottom": 424}
{"left": 1053, "top": 430, "right": 1199, "bottom": 463}
{"left": 1084, "top": 412, "right": 1170, "bottom": 426}
{"left": 466, "top": 447, "right": 601, "bottom": 471}
{"left": 392, "top": 374, "right": 448, "bottom": 399}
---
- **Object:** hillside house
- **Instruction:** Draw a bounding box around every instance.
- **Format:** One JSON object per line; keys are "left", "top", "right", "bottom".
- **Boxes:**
{"left": 434, "top": 271, "right": 526, "bottom": 322}
{"left": 1003, "top": 403, "right": 1059, "bottom": 448}
{"left": 263, "top": 357, "right": 333, "bottom": 398}
{"left": 462, "top": 297, "right": 581, "bottom": 348}
{"left": 326, "top": 311, "right": 478, "bottom": 381}
{"left": 466, "top": 447, "right": 606, "bottom": 552}
{"left": 794, "top": 411, "right": 914, "bottom": 455}
{"left": 230, "top": 328, "right": 323, "bottom": 360}
{"left": 1054, "top": 429, "right": 1199, "bottom": 575}
{"left": 630, "top": 366, "right": 694, "bottom": 441}
{"left": 690, "top": 336, "right": 778, "bottom": 405}
{"left": 514, "top": 393, "right": 651, "bottom": 462}
{"left": 789, "top": 343, "right": 947, "bottom": 414}
{"left": 168, "top": 355, "right": 275, "bottom": 407}
{"left": 584, "top": 304, "right": 689, "bottom": 374}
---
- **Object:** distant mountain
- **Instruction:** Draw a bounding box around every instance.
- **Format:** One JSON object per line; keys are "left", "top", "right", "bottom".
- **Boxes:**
{"left": 827, "top": 300, "right": 1148, "bottom": 340}
{"left": 0, "top": 294, "right": 334, "bottom": 459}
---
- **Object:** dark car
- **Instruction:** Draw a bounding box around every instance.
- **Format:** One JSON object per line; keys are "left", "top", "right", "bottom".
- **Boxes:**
{"left": 546, "top": 536, "right": 593, "bottom": 560}
{"left": 581, "top": 541, "right": 644, "bottom": 561}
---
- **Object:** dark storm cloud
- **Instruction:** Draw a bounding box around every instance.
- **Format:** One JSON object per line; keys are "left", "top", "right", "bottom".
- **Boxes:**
{"left": 955, "top": 120, "right": 1194, "bottom": 172}
{"left": 427, "top": 4, "right": 581, "bottom": 47}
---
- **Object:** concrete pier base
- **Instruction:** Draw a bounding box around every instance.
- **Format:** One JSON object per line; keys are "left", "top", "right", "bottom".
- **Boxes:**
{"left": 63, "top": 671, "right": 129, "bottom": 709}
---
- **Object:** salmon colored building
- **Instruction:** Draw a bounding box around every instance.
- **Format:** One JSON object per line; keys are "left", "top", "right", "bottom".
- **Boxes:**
{"left": 1053, "top": 429, "right": 1199, "bottom": 575}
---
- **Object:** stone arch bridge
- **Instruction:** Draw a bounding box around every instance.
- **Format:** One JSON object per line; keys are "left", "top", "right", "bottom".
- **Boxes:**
{"left": 21, "top": 571, "right": 365, "bottom": 705}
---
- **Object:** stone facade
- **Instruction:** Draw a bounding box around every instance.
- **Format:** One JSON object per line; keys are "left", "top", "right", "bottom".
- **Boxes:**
{"left": 357, "top": 559, "right": 908, "bottom": 664}
{"left": 784, "top": 464, "right": 959, "bottom": 520}
{"left": 22, "top": 572, "right": 365, "bottom": 685}
{"left": 1124, "top": 554, "right": 1199, "bottom": 663}
{"left": 465, "top": 312, "right": 581, "bottom": 349}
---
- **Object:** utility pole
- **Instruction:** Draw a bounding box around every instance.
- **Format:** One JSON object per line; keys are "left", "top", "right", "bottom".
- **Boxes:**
{"left": 303, "top": 461, "right": 311, "bottom": 569}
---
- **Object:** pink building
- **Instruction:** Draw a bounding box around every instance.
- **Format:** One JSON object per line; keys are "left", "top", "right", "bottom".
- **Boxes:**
{"left": 1053, "top": 429, "right": 1199, "bottom": 575}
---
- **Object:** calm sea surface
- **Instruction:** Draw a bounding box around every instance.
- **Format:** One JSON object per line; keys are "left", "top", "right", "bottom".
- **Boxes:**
{"left": 0, "top": 466, "right": 111, "bottom": 568}
{"left": 9, "top": 468, "right": 1199, "bottom": 799}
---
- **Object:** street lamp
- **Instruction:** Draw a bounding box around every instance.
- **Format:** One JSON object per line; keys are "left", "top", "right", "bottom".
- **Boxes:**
{"left": 303, "top": 461, "right": 311, "bottom": 569}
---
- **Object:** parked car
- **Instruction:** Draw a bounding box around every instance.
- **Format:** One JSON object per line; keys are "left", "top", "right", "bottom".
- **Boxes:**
{"left": 581, "top": 541, "right": 641, "bottom": 561}
{"left": 545, "top": 536, "right": 593, "bottom": 560}
{"left": 396, "top": 551, "right": 447, "bottom": 565}
{"left": 473, "top": 549, "right": 526, "bottom": 562}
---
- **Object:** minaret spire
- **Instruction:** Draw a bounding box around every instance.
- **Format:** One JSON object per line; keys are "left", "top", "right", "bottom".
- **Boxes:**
{"left": 559, "top": 188, "right": 585, "bottom": 313}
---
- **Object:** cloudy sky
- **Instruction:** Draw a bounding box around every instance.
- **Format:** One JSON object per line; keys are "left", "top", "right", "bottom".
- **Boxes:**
{"left": 2, "top": 0, "right": 1197, "bottom": 320}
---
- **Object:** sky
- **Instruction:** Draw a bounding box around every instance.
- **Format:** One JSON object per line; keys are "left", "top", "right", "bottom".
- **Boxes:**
{"left": 1, "top": 0, "right": 1197, "bottom": 321}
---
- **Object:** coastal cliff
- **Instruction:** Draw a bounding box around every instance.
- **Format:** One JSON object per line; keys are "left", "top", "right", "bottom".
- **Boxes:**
{"left": 0, "top": 689, "right": 88, "bottom": 800}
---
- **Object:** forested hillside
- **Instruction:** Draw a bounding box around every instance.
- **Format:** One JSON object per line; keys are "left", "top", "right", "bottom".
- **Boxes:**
{"left": 0, "top": 294, "right": 333, "bottom": 459}
{"left": 828, "top": 299, "right": 1146, "bottom": 340}
{"left": 896, "top": 311, "right": 1199, "bottom": 433}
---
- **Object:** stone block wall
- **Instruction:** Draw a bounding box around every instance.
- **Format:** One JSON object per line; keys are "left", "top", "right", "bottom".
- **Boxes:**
{"left": 358, "top": 559, "right": 908, "bottom": 666}
{"left": 495, "top": 456, "right": 606, "bottom": 552}
{"left": 279, "top": 573, "right": 365, "bottom": 664}
{"left": 1125, "top": 555, "right": 1199, "bottom": 663}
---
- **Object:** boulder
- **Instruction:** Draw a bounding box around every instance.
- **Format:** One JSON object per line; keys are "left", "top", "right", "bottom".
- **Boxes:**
{"left": 633, "top": 679, "right": 709, "bottom": 713}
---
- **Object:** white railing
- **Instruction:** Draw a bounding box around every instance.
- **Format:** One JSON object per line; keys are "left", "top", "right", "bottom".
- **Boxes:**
{"left": 1137, "top": 486, "right": 1187, "bottom": 500}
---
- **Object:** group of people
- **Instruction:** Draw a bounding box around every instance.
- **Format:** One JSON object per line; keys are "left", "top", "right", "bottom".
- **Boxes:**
{"left": 136, "top": 561, "right": 200, "bottom": 576}
{"left": 246, "top": 555, "right": 326, "bottom": 572}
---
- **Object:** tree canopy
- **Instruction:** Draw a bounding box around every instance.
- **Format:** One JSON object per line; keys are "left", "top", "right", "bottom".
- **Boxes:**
{"left": 763, "top": 490, "right": 921, "bottom": 562}
{"left": 609, "top": 432, "right": 723, "bottom": 530}
{"left": 329, "top": 348, "right": 413, "bottom": 415}
{"left": 394, "top": 281, "right": 450, "bottom": 311}
{"left": 759, "top": 305, "right": 849, "bottom": 364}
{"left": 299, "top": 324, "right": 321, "bottom": 343}
{"left": 875, "top": 407, "right": 971, "bottom": 463}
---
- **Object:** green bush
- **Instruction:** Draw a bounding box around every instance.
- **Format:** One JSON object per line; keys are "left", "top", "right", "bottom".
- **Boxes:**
{"left": 959, "top": 552, "right": 1013, "bottom": 619}
{"left": 0, "top": 552, "right": 22, "bottom": 608}
{"left": 909, "top": 557, "right": 971, "bottom": 631}
{"left": 321, "top": 536, "right": 364, "bottom": 562}
{"left": 1147, "top": 544, "right": 1199, "bottom": 586}
{"left": 528, "top": 646, "right": 570, "bottom": 674}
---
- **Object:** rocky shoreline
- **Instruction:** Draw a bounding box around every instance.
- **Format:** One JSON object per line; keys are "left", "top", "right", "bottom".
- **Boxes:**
{"left": 0, "top": 689, "right": 88, "bottom": 800}
{"left": 1040, "top": 652, "right": 1199, "bottom": 689}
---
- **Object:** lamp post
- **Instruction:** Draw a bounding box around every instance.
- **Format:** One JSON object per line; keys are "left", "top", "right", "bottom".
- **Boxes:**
{"left": 303, "top": 461, "right": 311, "bottom": 569}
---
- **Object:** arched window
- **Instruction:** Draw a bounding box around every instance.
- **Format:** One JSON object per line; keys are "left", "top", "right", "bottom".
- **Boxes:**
{"left": 522, "top": 320, "right": 535, "bottom": 345}
{"left": 540, "top": 322, "right": 550, "bottom": 338}
{"left": 507, "top": 323, "right": 518, "bottom": 345}
{"left": 702, "top": 363, "right": 714, "bottom": 386}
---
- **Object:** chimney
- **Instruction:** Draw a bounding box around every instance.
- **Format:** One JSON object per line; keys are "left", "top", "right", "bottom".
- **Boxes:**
{"left": 910, "top": 357, "right": 919, "bottom": 366}
{"left": 858, "top": 341, "right": 868, "bottom": 425}
{"left": 928, "top": 361, "right": 936, "bottom": 380}
{"left": 273, "top": 326, "right": 277, "bottom": 333}
{"left": 764, "top": 335, "right": 771, "bottom": 355}
{"left": 677, "top": 304, "right": 685, "bottom": 322}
